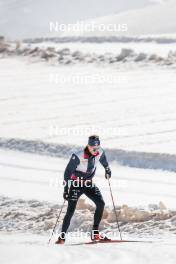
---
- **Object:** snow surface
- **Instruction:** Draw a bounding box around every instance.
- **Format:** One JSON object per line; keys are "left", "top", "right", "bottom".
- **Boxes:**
{"left": 0, "top": 233, "right": 176, "bottom": 264}
{"left": 1, "top": 40, "right": 176, "bottom": 263}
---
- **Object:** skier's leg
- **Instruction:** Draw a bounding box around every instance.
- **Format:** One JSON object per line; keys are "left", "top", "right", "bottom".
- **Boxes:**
{"left": 84, "top": 184, "right": 105, "bottom": 230}
{"left": 61, "top": 185, "right": 83, "bottom": 234}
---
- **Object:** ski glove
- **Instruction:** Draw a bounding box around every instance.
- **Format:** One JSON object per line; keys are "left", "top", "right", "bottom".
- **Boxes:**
{"left": 63, "top": 182, "right": 69, "bottom": 201}
{"left": 105, "top": 167, "right": 111, "bottom": 179}
{"left": 63, "top": 190, "right": 69, "bottom": 201}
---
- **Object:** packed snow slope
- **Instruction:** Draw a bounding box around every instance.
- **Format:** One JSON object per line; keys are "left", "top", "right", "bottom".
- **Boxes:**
{"left": 61, "top": 0, "right": 176, "bottom": 37}
{"left": 0, "top": 50, "right": 176, "bottom": 155}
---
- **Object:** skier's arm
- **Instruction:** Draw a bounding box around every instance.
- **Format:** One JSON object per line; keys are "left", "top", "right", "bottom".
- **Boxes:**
{"left": 64, "top": 153, "right": 80, "bottom": 184}
{"left": 99, "top": 151, "right": 111, "bottom": 179}
{"left": 63, "top": 153, "right": 80, "bottom": 200}
{"left": 99, "top": 150, "right": 109, "bottom": 168}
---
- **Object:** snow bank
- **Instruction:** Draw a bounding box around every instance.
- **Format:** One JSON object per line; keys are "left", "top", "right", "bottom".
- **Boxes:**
{"left": 1, "top": 40, "right": 176, "bottom": 67}
{"left": 1, "top": 196, "right": 176, "bottom": 237}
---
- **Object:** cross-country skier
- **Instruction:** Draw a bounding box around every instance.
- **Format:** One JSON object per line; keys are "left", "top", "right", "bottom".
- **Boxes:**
{"left": 55, "top": 135, "right": 111, "bottom": 244}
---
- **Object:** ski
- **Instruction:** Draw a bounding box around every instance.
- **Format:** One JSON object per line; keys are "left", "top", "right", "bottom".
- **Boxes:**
{"left": 95, "top": 239, "right": 153, "bottom": 244}
{"left": 67, "top": 239, "right": 153, "bottom": 246}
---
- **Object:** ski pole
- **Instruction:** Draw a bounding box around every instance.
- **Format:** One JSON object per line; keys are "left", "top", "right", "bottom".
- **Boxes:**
{"left": 107, "top": 177, "right": 122, "bottom": 240}
{"left": 48, "top": 199, "right": 66, "bottom": 244}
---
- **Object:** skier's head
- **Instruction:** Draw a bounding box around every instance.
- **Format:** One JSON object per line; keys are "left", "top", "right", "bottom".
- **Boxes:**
{"left": 87, "top": 135, "right": 100, "bottom": 155}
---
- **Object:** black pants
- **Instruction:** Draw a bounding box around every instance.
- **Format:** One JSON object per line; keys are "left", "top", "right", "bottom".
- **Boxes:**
{"left": 61, "top": 183, "right": 105, "bottom": 234}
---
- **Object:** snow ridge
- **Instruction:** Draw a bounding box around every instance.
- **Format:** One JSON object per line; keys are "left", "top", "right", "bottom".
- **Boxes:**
{"left": 24, "top": 36, "right": 176, "bottom": 44}
{"left": 0, "top": 137, "right": 176, "bottom": 172}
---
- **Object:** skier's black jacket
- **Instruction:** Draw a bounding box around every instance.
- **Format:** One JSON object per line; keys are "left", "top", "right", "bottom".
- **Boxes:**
{"left": 64, "top": 146, "right": 109, "bottom": 183}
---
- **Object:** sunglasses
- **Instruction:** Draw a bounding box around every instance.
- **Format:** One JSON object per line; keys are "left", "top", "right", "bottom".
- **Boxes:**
{"left": 90, "top": 146, "right": 100, "bottom": 152}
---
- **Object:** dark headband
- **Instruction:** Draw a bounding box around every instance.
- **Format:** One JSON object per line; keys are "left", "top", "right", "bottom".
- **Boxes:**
{"left": 88, "top": 136, "right": 100, "bottom": 146}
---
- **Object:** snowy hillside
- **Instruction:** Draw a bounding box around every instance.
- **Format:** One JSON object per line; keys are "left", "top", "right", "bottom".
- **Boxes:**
{"left": 60, "top": 0, "right": 176, "bottom": 37}
{"left": 0, "top": 0, "right": 161, "bottom": 40}
{"left": 1, "top": 0, "right": 176, "bottom": 41}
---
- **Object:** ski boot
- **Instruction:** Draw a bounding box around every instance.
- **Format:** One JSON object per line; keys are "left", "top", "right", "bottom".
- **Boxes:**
{"left": 55, "top": 233, "right": 65, "bottom": 245}
{"left": 91, "top": 230, "right": 111, "bottom": 241}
